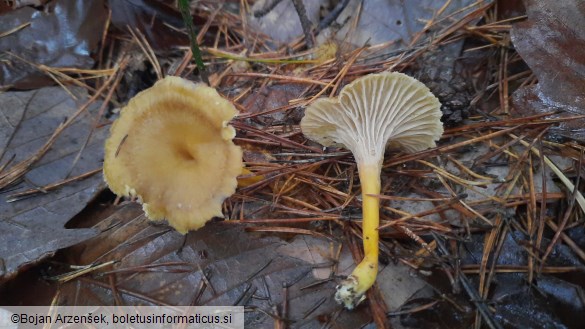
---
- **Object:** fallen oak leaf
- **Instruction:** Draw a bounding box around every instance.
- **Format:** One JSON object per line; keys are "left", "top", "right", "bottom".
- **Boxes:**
{"left": 0, "top": 86, "right": 108, "bottom": 281}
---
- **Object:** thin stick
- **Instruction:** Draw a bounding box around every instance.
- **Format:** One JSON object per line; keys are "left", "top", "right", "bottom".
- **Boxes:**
{"left": 178, "top": 0, "right": 209, "bottom": 85}
{"left": 511, "top": 133, "right": 585, "bottom": 213}
{"left": 291, "top": 0, "right": 314, "bottom": 49}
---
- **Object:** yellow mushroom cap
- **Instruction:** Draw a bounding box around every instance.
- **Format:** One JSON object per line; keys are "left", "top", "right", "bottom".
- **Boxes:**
{"left": 301, "top": 72, "right": 443, "bottom": 165}
{"left": 104, "top": 76, "right": 243, "bottom": 234}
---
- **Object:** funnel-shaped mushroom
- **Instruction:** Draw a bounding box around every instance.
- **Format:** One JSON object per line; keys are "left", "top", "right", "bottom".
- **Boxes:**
{"left": 104, "top": 76, "right": 243, "bottom": 234}
{"left": 301, "top": 72, "right": 443, "bottom": 309}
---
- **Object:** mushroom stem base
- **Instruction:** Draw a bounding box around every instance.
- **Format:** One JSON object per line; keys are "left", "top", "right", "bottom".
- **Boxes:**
{"left": 334, "top": 257, "right": 379, "bottom": 309}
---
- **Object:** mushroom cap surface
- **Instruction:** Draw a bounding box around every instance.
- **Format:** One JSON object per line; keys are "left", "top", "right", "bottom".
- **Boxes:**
{"left": 301, "top": 72, "right": 443, "bottom": 165}
{"left": 104, "top": 76, "right": 243, "bottom": 234}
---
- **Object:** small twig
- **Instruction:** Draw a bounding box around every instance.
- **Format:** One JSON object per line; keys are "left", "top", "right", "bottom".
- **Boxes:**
{"left": 128, "top": 27, "right": 162, "bottom": 80}
{"left": 433, "top": 233, "right": 504, "bottom": 329}
{"left": 191, "top": 268, "right": 212, "bottom": 305}
{"left": 48, "top": 261, "right": 118, "bottom": 283}
{"left": 0, "top": 65, "right": 120, "bottom": 190}
{"left": 252, "top": 0, "right": 284, "bottom": 18}
{"left": 540, "top": 151, "right": 582, "bottom": 270}
{"left": 0, "top": 21, "right": 30, "bottom": 38}
{"left": 67, "top": 56, "right": 128, "bottom": 177}
{"left": 80, "top": 277, "right": 174, "bottom": 306}
{"left": 178, "top": 0, "right": 209, "bottom": 84}
{"left": 291, "top": 0, "right": 314, "bottom": 49}
{"left": 228, "top": 72, "right": 328, "bottom": 85}
{"left": 302, "top": 297, "right": 326, "bottom": 318}
{"left": 317, "top": 0, "right": 350, "bottom": 32}
{"left": 234, "top": 283, "right": 256, "bottom": 306}
{"left": 7, "top": 168, "right": 102, "bottom": 202}
{"left": 387, "top": 300, "right": 439, "bottom": 316}
{"left": 278, "top": 284, "right": 288, "bottom": 329}
{"left": 197, "top": 265, "right": 216, "bottom": 295}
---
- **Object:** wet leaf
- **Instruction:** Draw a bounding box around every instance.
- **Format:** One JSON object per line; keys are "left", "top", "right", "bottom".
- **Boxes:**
{"left": 241, "top": 83, "right": 306, "bottom": 125}
{"left": 460, "top": 232, "right": 585, "bottom": 328}
{"left": 376, "top": 260, "right": 426, "bottom": 311}
{"left": 51, "top": 202, "right": 423, "bottom": 327}
{"left": 11, "top": 0, "right": 50, "bottom": 9}
{"left": 108, "top": 0, "right": 189, "bottom": 51}
{"left": 248, "top": 0, "right": 325, "bottom": 44}
{"left": 318, "top": 0, "right": 482, "bottom": 49}
{"left": 511, "top": 0, "right": 585, "bottom": 111}
{"left": 0, "top": 1, "right": 12, "bottom": 15}
{"left": 496, "top": 0, "right": 525, "bottom": 20}
{"left": 0, "top": 0, "right": 107, "bottom": 89}
{"left": 511, "top": 0, "right": 585, "bottom": 141}
{"left": 318, "top": 0, "right": 492, "bottom": 130}
{"left": 57, "top": 203, "right": 365, "bottom": 327}
{"left": 493, "top": 277, "right": 585, "bottom": 329}
{"left": 0, "top": 86, "right": 107, "bottom": 281}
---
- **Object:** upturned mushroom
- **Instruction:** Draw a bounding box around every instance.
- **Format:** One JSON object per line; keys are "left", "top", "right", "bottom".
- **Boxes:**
{"left": 103, "top": 76, "right": 243, "bottom": 234}
{"left": 301, "top": 72, "right": 443, "bottom": 309}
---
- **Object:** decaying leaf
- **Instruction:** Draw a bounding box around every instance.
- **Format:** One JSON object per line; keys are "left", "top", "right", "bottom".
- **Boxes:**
{"left": 241, "top": 83, "right": 306, "bottom": 125}
{"left": 10, "top": 0, "right": 50, "bottom": 10}
{"left": 0, "top": 0, "right": 107, "bottom": 89}
{"left": 317, "top": 0, "right": 481, "bottom": 49}
{"left": 108, "top": 0, "right": 189, "bottom": 51}
{"left": 462, "top": 232, "right": 585, "bottom": 328}
{"left": 0, "top": 2, "right": 12, "bottom": 15}
{"left": 57, "top": 203, "right": 365, "bottom": 327}
{"left": 511, "top": 0, "right": 585, "bottom": 111}
{"left": 320, "top": 0, "right": 490, "bottom": 130}
{"left": 41, "top": 202, "right": 424, "bottom": 327}
{"left": 0, "top": 86, "right": 107, "bottom": 281}
{"left": 511, "top": 0, "right": 585, "bottom": 141}
{"left": 248, "top": 0, "right": 324, "bottom": 44}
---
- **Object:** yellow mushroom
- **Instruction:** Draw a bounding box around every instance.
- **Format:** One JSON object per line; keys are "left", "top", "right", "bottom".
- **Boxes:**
{"left": 301, "top": 72, "right": 443, "bottom": 309}
{"left": 103, "top": 76, "right": 243, "bottom": 234}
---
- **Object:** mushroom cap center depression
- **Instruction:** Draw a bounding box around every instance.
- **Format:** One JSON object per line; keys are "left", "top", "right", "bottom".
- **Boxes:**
{"left": 116, "top": 98, "right": 236, "bottom": 213}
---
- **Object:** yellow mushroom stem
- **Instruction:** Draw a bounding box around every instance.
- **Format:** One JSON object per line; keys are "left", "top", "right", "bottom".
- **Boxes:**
{"left": 335, "top": 161, "right": 382, "bottom": 309}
